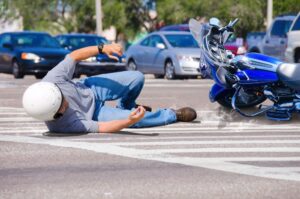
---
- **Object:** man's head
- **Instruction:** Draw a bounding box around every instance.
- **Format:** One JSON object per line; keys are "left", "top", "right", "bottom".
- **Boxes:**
{"left": 22, "top": 82, "right": 66, "bottom": 121}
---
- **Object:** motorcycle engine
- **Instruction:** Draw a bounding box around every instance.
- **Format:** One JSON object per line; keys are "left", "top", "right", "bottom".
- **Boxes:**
{"left": 237, "top": 87, "right": 262, "bottom": 104}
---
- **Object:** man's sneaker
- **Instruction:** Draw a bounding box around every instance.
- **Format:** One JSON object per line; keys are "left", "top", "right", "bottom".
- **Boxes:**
{"left": 175, "top": 107, "right": 197, "bottom": 122}
{"left": 135, "top": 104, "right": 152, "bottom": 112}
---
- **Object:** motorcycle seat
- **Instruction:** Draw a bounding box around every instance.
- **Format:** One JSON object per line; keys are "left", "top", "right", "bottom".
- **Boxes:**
{"left": 277, "top": 63, "right": 300, "bottom": 89}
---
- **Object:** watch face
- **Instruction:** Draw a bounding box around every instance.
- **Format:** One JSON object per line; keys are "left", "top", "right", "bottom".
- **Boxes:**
{"left": 98, "top": 44, "right": 104, "bottom": 53}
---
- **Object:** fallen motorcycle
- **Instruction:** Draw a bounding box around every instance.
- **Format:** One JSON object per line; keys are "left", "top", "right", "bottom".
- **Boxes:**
{"left": 189, "top": 17, "right": 300, "bottom": 121}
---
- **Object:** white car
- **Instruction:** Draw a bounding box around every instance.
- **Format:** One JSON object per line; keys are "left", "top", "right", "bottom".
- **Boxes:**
{"left": 126, "top": 31, "right": 201, "bottom": 79}
{"left": 285, "top": 12, "right": 300, "bottom": 63}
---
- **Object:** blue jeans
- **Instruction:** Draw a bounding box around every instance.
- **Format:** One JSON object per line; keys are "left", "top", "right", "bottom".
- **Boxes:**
{"left": 82, "top": 71, "right": 177, "bottom": 128}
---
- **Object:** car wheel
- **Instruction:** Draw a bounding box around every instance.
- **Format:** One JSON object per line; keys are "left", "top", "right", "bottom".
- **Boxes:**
{"left": 164, "top": 61, "right": 175, "bottom": 80}
{"left": 127, "top": 60, "right": 137, "bottom": 71}
{"left": 295, "top": 51, "right": 300, "bottom": 63}
{"left": 154, "top": 74, "right": 164, "bottom": 79}
{"left": 35, "top": 73, "right": 46, "bottom": 79}
{"left": 12, "top": 61, "right": 24, "bottom": 79}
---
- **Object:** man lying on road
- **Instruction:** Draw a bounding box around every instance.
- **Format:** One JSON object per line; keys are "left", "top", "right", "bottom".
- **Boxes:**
{"left": 22, "top": 43, "right": 197, "bottom": 134}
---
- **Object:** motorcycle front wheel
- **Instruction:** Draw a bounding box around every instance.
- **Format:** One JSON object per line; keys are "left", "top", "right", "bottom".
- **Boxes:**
{"left": 216, "top": 90, "right": 266, "bottom": 108}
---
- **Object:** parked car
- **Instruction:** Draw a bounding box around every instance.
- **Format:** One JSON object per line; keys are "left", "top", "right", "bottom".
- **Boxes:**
{"left": 160, "top": 23, "right": 246, "bottom": 55}
{"left": 223, "top": 35, "right": 247, "bottom": 55}
{"left": 247, "top": 14, "right": 296, "bottom": 60}
{"left": 245, "top": 32, "right": 266, "bottom": 51}
{"left": 126, "top": 31, "right": 202, "bottom": 79}
{"left": 285, "top": 12, "right": 300, "bottom": 63}
{"left": 159, "top": 24, "right": 190, "bottom": 32}
{"left": 0, "top": 31, "right": 69, "bottom": 79}
{"left": 56, "top": 34, "right": 126, "bottom": 77}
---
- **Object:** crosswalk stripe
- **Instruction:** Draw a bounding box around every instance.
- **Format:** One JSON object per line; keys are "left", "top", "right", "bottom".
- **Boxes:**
{"left": 144, "top": 84, "right": 211, "bottom": 88}
{"left": 137, "top": 147, "right": 300, "bottom": 154}
{"left": 0, "top": 134, "right": 300, "bottom": 182}
{"left": 111, "top": 140, "right": 300, "bottom": 146}
{"left": 70, "top": 135, "right": 300, "bottom": 141}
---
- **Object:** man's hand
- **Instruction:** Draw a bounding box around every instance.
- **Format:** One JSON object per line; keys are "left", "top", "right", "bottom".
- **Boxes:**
{"left": 128, "top": 106, "right": 146, "bottom": 124}
{"left": 98, "top": 106, "right": 146, "bottom": 133}
{"left": 102, "top": 43, "right": 123, "bottom": 61}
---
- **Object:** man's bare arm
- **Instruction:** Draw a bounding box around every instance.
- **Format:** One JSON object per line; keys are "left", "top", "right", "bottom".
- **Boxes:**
{"left": 69, "top": 44, "right": 123, "bottom": 62}
{"left": 98, "top": 106, "right": 146, "bottom": 133}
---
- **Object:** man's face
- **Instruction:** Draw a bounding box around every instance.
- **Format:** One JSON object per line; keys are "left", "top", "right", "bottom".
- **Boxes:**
{"left": 58, "top": 98, "right": 69, "bottom": 114}
{"left": 53, "top": 97, "right": 69, "bottom": 120}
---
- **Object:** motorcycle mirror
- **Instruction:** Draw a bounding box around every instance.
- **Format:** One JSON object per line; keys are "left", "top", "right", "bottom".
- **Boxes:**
{"left": 209, "top": 18, "right": 221, "bottom": 28}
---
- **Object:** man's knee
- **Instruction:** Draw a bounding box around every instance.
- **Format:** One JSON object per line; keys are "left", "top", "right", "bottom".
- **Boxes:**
{"left": 132, "top": 71, "right": 144, "bottom": 85}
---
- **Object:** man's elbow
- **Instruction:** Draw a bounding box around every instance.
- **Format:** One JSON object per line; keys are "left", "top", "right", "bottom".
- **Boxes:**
{"left": 69, "top": 52, "right": 81, "bottom": 62}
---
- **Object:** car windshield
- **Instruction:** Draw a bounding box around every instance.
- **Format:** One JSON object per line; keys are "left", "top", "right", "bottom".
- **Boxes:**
{"left": 164, "top": 34, "right": 199, "bottom": 48}
{"left": 271, "top": 20, "right": 293, "bottom": 37}
{"left": 67, "top": 36, "right": 108, "bottom": 49}
{"left": 12, "top": 34, "right": 61, "bottom": 48}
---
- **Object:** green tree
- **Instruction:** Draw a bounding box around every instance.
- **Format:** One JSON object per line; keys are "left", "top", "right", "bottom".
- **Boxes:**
{"left": 273, "top": 0, "right": 300, "bottom": 16}
{"left": 157, "top": 0, "right": 265, "bottom": 37}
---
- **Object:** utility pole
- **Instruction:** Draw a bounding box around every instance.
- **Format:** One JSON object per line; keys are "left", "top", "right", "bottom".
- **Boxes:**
{"left": 267, "top": 0, "right": 273, "bottom": 29}
{"left": 95, "top": 0, "right": 102, "bottom": 35}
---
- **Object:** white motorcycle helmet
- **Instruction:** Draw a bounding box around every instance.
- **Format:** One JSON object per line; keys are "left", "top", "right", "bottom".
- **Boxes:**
{"left": 22, "top": 82, "right": 63, "bottom": 121}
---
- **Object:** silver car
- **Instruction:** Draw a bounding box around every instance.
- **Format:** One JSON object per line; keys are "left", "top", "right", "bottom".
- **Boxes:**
{"left": 126, "top": 31, "right": 201, "bottom": 79}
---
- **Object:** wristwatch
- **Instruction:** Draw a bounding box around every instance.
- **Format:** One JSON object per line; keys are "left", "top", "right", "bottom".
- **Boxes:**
{"left": 97, "top": 43, "right": 104, "bottom": 54}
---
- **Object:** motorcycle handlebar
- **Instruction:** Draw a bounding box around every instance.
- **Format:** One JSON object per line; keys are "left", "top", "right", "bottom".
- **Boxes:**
{"left": 218, "top": 18, "right": 239, "bottom": 33}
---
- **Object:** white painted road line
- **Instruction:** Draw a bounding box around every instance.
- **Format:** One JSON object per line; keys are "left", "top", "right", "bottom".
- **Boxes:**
{"left": 144, "top": 84, "right": 211, "bottom": 88}
{"left": 137, "top": 147, "right": 300, "bottom": 154}
{"left": 111, "top": 140, "right": 300, "bottom": 146}
{"left": 70, "top": 134, "right": 300, "bottom": 141}
{"left": 0, "top": 134, "right": 300, "bottom": 182}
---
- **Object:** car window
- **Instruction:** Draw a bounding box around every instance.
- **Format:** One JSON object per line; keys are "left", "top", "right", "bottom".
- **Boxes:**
{"left": 165, "top": 34, "right": 199, "bottom": 48}
{"left": 12, "top": 34, "right": 61, "bottom": 48}
{"left": 271, "top": 20, "right": 293, "bottom": 37}
{"left": 148, "top": 35, "right": 165, "bottom": 47}
{"left": 56, "top": 36, "right": 68, "bottom": 46}
{"left": 291, "top": 16, "right": 300, "bottom": 31}
{"left": 141, "top": 37, "right": 150, "bottom": 46}
{"left": 0, "top": 34, "right": 11, "bottom": 47}
{"left": 67, "top": 36, "right": 108, "bottom": 50}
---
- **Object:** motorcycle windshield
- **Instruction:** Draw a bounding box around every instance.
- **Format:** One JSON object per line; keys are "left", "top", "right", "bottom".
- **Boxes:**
{"left": 189, "top": 18, "right": 211, "bottom": 78}
{"left": 223, "top": 30, "right": 231, "bottom": 44}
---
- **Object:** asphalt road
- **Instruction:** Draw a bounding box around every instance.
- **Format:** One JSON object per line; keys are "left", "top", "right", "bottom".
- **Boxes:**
{"left": 0, "top": 73, "right": 300, "bottom": 199}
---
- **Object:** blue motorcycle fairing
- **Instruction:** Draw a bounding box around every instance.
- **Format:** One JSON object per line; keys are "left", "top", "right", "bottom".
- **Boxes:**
{"left": 236, "top": 70, "right": 279, "bottom": 86}
{"left": 209, "top": 83, "right": 234, "bottom": 102}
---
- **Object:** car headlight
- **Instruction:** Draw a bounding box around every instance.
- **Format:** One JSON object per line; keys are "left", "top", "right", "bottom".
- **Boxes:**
{"left": 21, "top": 53, "right": 41, "bottom": 63}
{"left": 237, "top": 46, "right": 247, "bottom": 55}
{"left": 83, "top": 56, "right": 97, "bottom": 62}
{"left": 121, "top": 57, "right": 126, "bottom": 63}
{"left": 177, "top": 55, "right": 194, "bottom": 62}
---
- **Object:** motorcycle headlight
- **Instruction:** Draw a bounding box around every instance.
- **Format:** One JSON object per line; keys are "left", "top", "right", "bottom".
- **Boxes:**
{"left": 83, "top": 56, "right": 97, "bottom": 62}
{"left": 21, "top": 53, "right": 41, "bottom": 63}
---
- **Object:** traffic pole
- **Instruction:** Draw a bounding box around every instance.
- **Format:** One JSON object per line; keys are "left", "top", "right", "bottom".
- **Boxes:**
{"left": 267, "top": 0, "right": 273, "bottom": 29}
{"left": 95, "top": 0, "right": 102, "bottom": 35}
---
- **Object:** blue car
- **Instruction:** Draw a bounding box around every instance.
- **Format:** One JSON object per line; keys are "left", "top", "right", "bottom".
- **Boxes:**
{"left": 55, "top": 34, "right": 126, "bottom": 77}
{"left": 0, "top": 31, "right": 69, "bottom": 79}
